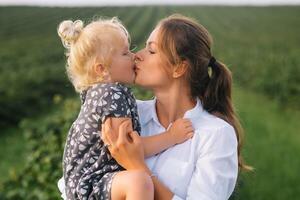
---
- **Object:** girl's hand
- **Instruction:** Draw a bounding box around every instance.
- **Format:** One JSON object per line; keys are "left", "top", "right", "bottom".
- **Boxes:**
{"left": 167, "top": 118, "right": 194, "bottom": 145}
{"left": 101, "top": 118, "right": 148, "bottom": 171}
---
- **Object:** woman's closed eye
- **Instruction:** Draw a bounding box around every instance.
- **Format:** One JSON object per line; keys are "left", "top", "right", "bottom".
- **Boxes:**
{"left": 146, "top": 42, "right": 156, "bottom": 54}
{"left": 148, "top": 48, "right": 155, "bottom": 54}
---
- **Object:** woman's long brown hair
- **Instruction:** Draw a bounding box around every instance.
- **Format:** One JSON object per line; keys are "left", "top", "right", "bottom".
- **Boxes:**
{"left": 157, "top": 14, "right": 252, "bottom": 171}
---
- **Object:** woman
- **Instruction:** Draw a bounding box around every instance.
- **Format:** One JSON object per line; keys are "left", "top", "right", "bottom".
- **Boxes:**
{"left": 59, "top": 14, "right": 250, "bottom": 200}
{"left": 101, "top": 14, "right": 251, "bottom": 200}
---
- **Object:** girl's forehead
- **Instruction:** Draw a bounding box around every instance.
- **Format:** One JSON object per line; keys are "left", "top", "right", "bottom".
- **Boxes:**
{"left": 119, "top": 32, "right": 130, "bottom": 44}
{"left": 120, "top": 37, "right": 129, "bottom": 48}
{"left": 109, "top": 31, "right": 129, "bottom": 47}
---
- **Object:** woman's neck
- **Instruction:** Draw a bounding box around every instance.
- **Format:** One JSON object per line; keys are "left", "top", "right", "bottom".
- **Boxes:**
{"left": 153, "top": 83, "right": 196, "bottom": 129}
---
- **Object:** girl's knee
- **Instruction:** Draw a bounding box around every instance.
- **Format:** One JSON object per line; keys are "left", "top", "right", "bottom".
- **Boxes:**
{"left": 113, "top": 170, "right": 153, "bottom": 188}
{"left": 130, "top": 170, "right": 153, "bottom": 189}
{"left": 121, "top": 170, "right": 153, "bottom": 192}
{"left": 111, "top": 171, "right": 154, "bottom": 200}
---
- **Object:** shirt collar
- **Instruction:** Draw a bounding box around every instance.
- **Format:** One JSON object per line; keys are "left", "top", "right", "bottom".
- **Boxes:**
{"left": 140, "top": 97, "right": 204, "bottom": 126}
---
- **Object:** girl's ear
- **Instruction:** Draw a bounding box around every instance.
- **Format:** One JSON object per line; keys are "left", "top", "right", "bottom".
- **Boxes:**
{"left": 94, "top": 63, "right": 111, "bottom": 82}
{"left": 172, "top": 60, "right": 189, "bottom": 78}
{"left": 94, "top": 63, "right": 105, "bottom": 76}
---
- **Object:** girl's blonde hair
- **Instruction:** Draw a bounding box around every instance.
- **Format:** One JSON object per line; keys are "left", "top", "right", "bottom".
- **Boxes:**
{"left": 57, "top": 17, "right": 130, "bottom": 92}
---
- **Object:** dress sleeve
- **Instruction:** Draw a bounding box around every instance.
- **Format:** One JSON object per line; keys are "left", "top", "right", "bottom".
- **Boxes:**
{"left": 57, "top": 177, "right": 67, "bottom": 200}
{"left": 181, "top": 125, "right": 239, "bottom": 200}
{"left": 95, "top": 84, "right": 132, "bottom": 123}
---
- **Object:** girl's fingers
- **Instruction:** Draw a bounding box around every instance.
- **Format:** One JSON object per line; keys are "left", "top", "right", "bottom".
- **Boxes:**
{"left": 185, "top": 127, "right": 194, "bottom": 133}
{"left": 187, "top": 132, "right": 194, "bottom": 138}
{"left": 185, "top": 123, "right": 193, "bottom": 129}
{"left": 184, "top": 119, "right": 192, "bottom": 124}
{"left": 184, "top": 122, "right": 193, "bottom": 128}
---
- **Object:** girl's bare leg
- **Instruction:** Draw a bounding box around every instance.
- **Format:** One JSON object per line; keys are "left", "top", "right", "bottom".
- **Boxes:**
{"left": 111, "top": 170, "right": 154, "bottom": 200}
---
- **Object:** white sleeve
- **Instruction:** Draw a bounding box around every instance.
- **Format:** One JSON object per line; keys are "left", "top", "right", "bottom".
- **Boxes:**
{"left": 172, "top": 194, "right": 184, "bottom": 200}
{"left": 57, "top": 177, "right": 67, "bottom": 200}
{"left": 186, "top": 125, "right": 239, "bottom": 200}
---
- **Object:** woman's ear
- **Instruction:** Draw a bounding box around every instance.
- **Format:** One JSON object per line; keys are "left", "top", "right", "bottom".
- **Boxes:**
{"left": 172, "top": 60, "right": 189, "bottom": 78}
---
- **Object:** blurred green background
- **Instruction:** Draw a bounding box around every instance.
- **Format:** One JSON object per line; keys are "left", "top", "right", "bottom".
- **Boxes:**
{"left": 0, "top": 5, "right": 299, "bottom": 199}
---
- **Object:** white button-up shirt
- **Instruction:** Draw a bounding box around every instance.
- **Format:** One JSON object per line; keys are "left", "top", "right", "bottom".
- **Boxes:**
{"left": 58, "top": 98, "right": 238, "bottom": 200}
{"left": 138, "top": 98, "right": 238, "bottom": 200}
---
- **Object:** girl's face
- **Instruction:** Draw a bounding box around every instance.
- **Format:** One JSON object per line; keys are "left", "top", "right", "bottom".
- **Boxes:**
{"left": 108, "top": 36, "right": 136, "bottom": 84}
{"left": 134, "top": 27, "right": 172, "bottom": 90}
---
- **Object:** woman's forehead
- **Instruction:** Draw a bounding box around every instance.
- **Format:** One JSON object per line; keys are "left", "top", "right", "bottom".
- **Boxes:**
{"left": 146, "top": 28, "right": 159, "bottom": 45}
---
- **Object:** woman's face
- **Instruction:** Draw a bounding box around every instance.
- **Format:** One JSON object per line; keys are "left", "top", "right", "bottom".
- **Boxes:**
{"left": 134, "top": 27, "right": 172, "bottom": 90}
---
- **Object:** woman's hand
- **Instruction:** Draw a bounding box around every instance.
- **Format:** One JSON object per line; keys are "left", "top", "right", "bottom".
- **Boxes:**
{"left": 101, "top": 118, "right": 149, "bottom": 172}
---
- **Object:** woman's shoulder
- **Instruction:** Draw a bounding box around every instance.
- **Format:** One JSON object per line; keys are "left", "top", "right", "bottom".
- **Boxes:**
{"left": 193, "top": 112, "right": 238, "bottom": 160}
{"left": 193, "top": 110, "right": 236, "bottom": 141}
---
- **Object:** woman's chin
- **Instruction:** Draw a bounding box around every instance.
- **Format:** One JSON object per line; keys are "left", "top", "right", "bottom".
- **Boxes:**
{"left": 133, "top": 71, "right": 139, "bottom": 84}
{"left": 133, "top": 73, "right": 141, "bottom": 85}
{"left": 134, "top": 79, "right": 147, "bottom": 88}
{"left": 133, "top": 72, "right": 149, "bottom": 88}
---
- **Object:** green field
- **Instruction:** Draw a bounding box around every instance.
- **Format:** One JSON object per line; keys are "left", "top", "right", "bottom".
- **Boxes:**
{"left": 0, "top": 6, "right": 299, "bottom": 199}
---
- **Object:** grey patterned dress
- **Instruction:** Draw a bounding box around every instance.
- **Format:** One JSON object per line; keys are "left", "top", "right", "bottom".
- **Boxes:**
{"left": 63, "top": 82, "right": 141, "bottom": 200}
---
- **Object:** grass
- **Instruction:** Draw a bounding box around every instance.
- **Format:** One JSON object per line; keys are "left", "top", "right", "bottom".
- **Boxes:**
{"left": 233, "top": 85, "right": 300, "bottom": 199}
{"left": 0, "top": 126, "right": 27, "bottom": 183}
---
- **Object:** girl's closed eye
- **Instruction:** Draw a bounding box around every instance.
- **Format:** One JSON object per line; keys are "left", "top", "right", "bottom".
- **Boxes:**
{"left": 123, "top": 51, "right": 130, "bottom": 56}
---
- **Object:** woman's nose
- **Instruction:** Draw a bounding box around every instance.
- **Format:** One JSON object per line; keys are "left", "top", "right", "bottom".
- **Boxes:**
{"left": 134, "top": 51, "right": 143, "bottom": 62}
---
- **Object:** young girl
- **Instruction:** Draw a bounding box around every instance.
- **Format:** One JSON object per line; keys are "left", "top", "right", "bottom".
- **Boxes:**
{"left": 57, "top": 18, "right": 194, "bottom": 200}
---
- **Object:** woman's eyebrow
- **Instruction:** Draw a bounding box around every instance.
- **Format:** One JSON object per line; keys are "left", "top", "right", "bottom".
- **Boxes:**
{"left": 145, "top": 41, "right": 156, "bottom": 47}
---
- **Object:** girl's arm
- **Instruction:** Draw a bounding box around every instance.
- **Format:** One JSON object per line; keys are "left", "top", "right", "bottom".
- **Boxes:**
{"left": 105, "top": 117, "right": 194, "bottom": 158}
{"left": 141, "top": 118, "right": 194, "bottom": 158}
{"left": 101, "top": 119, "right": 175, "bottom": 200}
